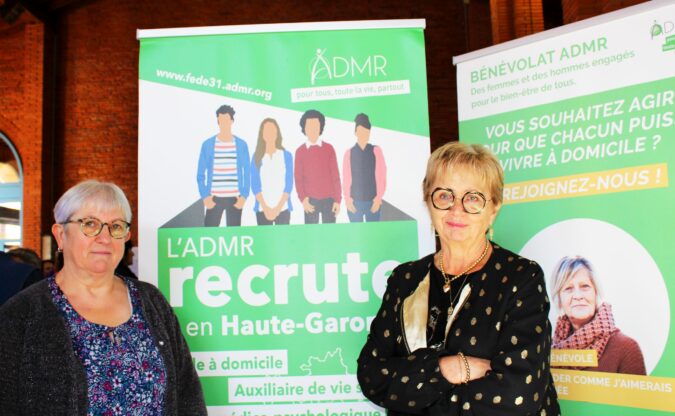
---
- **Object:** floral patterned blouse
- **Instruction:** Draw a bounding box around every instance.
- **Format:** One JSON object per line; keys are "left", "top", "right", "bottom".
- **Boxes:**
{"left": 49, "top": 276, "right": 167, "bottom": 416}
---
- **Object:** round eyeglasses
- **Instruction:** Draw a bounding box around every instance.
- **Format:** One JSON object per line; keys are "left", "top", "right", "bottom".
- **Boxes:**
{"left": 430, "top": 188, "right": 489, "bottom": 214}
{"left": 62, "top": 217, "right": 131, "bottom": 239}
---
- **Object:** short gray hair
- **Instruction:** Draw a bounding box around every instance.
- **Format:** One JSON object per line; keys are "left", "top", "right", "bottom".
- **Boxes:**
{"left": 550, "top": 256, "right": 602, "bottom": 310}
{"left": 54, "top": 180, "right": 132, "bottom": 223}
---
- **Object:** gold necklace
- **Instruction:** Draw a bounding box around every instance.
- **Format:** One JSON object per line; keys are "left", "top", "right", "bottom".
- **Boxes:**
{"left": 438, "top": 239, "right": 490, "bottom": 293}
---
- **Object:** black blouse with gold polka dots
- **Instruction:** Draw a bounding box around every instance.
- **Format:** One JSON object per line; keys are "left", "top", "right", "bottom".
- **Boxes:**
{"left": 357, "top": 243, "right": 561, "bottom": 415}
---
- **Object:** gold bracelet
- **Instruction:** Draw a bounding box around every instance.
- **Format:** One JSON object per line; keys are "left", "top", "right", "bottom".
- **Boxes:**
{"left": 457, "top": 352, "right": 470, "bottom": 384}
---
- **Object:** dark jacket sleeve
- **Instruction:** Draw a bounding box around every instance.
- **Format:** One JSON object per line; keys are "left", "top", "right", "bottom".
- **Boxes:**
{"left": 357, "top": 264, "right": 454, "bottom": 414}
{"left": 0, "top": 294, "right": 26, "bottom": 413}
{"left": 459, "top": 262, "right": 554, "bottom": 415}
{"left": 0, "top": 281, "right": 87, "bottom": 415}
{"left": 22, "top": 268, "right": 44, "bottom": 289}
{"left": 139, "top": 282, "right": 207, "bottom": 415}
{"left": 167, "top": 301, "right": 207, "bottom": 415}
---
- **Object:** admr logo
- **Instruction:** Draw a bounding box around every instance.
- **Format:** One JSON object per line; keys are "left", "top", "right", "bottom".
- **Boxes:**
{"left": 310, "top": 48, "right": 387, "bottom": 85}
{"left": 650, "top": 20, "right": 675, "bottom": 52}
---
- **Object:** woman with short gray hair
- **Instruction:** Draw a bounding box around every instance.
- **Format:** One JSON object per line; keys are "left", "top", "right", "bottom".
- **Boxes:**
{"left": 0, "top": 179, "right": 206, "bottom": 415}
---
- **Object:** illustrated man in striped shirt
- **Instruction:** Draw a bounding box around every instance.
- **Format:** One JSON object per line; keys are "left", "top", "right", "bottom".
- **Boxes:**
{"left": 197, "top": 105, "right": 251, "bottom": 227}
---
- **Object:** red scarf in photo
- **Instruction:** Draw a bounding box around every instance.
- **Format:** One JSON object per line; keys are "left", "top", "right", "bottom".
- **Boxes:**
{"left": 553, "top": 302, "right": 618, "bottom": 364}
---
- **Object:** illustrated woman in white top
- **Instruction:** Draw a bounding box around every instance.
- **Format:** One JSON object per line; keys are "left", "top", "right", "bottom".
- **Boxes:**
{"left": 250, "top": 118, "right": 294, "bottom": 225}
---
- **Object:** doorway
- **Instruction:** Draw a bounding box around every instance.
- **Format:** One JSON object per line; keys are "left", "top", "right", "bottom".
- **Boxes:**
{"left": 0, "top": 132, "right": 23, "bottom": 250}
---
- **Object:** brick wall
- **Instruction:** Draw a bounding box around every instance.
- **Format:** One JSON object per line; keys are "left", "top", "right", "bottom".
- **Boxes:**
{"left": 490, "top": 0, "right": 545, "bottom": 44}
{"left": 562, "top": 0, "right": 647, "bottom": 23}
{"left": 0, "top": 21, "right": 44, "bottom": 254}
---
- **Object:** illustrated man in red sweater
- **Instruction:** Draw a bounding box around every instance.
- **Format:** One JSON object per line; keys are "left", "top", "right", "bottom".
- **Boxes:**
{"left": 294, "top": 109, "right": 341, "bottom": 224}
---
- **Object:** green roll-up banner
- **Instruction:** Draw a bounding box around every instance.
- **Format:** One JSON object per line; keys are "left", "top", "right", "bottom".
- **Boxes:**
{"left": 455, "top": 2, "right": 674, "bottom": 415}
{"left": 138, "top": 20, "right": 432, "bottom": 414}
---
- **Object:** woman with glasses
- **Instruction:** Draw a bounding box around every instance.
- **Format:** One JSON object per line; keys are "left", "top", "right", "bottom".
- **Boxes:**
{"left": 0, "top": 180, "right": 206, "bottom": 415}
{"left": 357, "top": 142, "right": 560, "bottom": 415}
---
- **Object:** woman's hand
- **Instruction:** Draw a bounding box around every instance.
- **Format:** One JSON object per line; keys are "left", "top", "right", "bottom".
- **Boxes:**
{"left": 439, "top": 354, "right": 491, "bottom": 384}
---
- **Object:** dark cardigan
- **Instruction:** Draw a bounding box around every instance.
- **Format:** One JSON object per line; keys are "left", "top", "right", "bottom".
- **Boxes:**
{"left": 0, "top": 278, "right": 207, "bottom": 415}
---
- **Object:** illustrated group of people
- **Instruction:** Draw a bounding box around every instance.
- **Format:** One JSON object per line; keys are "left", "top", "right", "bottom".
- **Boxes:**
{"left": 197, "top": 105, "right": 386, "bottom": 227}
{"left": 0, "top": 112, "right": 645, "bottom": 414}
